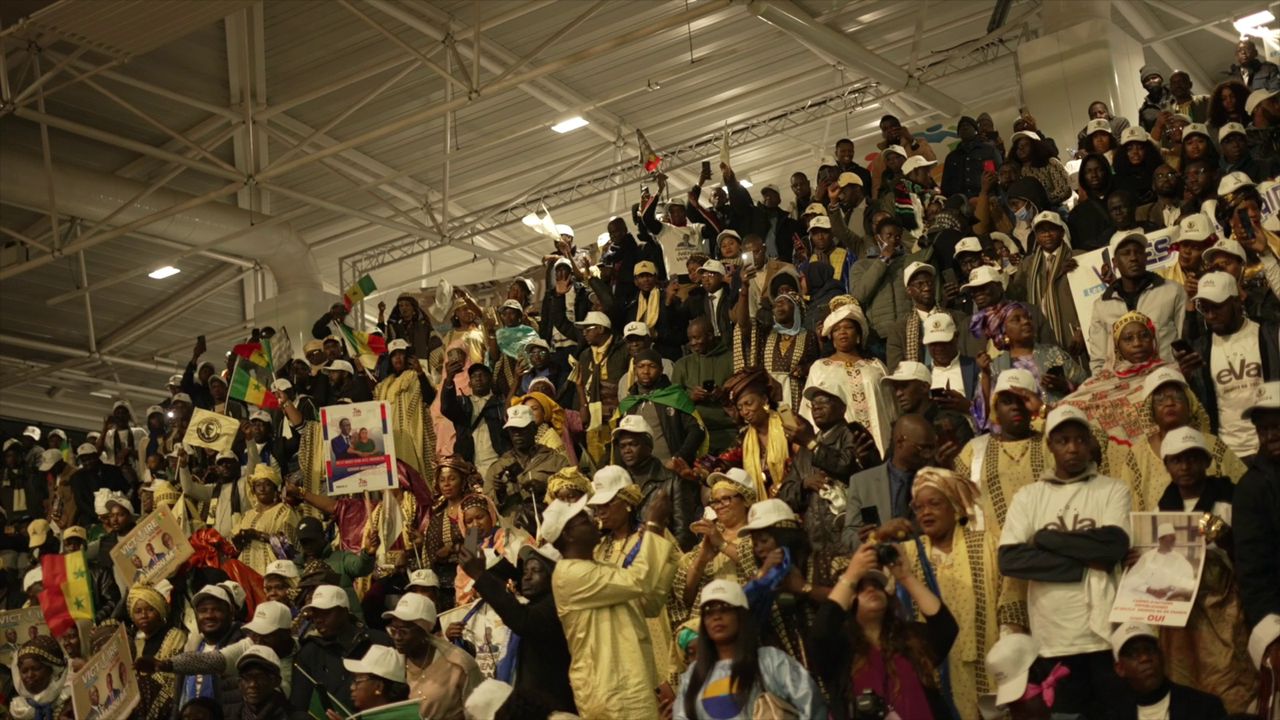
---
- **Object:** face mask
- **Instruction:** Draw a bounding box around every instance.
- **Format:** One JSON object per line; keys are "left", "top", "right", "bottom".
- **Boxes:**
{"left": 1014, "top": 206, "right": 1033, "bottom": 223}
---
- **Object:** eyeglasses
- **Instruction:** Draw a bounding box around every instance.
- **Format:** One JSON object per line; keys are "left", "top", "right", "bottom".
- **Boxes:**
{"left": 1154, "top": 171, "right": 1179, "bottom": 179}
{"left": 709, "top": 494, "right": 740, "bottom": 508}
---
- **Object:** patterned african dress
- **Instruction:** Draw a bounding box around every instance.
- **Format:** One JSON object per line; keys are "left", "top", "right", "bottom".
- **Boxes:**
{"left": 134, "top": 626, "right": 187, "bottom": 720}
{"left": 232, "top": 501, "right": 299, "bottom": 575}
{"left": 595, "top": 527, "right": 680, "bottom": 685}
{"left": 953, "top": 433, "right": 1047, "bottom": 537}
{"left": 799, "top": 358, "right": 895, "bottom": 457}
{"left": 902, "top": 529, "right": 1028, "bottom": 720}
{"left": 731, "top": 322, "right": 819, "bottom": 411}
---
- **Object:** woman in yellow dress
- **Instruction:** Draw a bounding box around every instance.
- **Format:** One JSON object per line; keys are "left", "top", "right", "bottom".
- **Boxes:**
{"left": 231, "top": 464, "right": 299, "bottom": 575}
{"left": 899, "top": 467, "right": 1028, "bottom": 720}
{"left": 375, "top": 339, "right": 435, "bottom": 484}
{"left": 128, "top": 584, "right": 187, "bottom": 720}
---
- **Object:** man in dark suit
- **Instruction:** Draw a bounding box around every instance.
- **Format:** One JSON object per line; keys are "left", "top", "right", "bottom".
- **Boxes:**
{"left": 886, "top": 260, "right": 981, "bottom": 369}
{"left": 841, "top": 414, "right": 936, "bottom": 549}
{"left": 922, "top": 313, "right": 986, "bottom": 429}
{"left": 682, "top": 259, "right": 737, "bottom": 343}
{"left": 1110, "top": 622, "right": 1226, "bottom": 719}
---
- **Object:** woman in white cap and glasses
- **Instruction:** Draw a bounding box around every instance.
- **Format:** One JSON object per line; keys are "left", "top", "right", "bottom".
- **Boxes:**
{"left": 672, "top": 468, "right": 758, "bottom": 627}
{"left": 330, "top": 645, "right": 410, "bottom": 719}
{"left": 899, "top": 468, "right": 1027, "bottom": 720}
{"left": 675, "top": 579, "right": 825, "bottom": 720}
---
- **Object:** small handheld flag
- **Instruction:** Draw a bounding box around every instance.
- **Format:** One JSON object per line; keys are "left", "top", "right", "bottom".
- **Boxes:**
{"left": 343, "top": 274, "right": 377, "bottom": 310}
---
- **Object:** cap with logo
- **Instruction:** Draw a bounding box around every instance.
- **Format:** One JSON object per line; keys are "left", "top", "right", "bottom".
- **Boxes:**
{"left": 539, "top": 496, "right": 590, "bottom": 545}
{"left": 961, "top": 265, "right": 1006, "bottom": 290}
{"left": 836, "top": 172, "right": 863, "bottom": 188}
{"left": 1120, "top": 126, "right": 1153, "bottom": 146}
{"left": 237, "top": 645, "right": 283, "bottom": 674}
{"left": 803, "top": 203, "right": 827, "bottom": 216}
{"left": 573, "top": 311, "right": 612, "bottom": 329}
{"left": 901, "top": 156, "right": 938, "bottom": 175}
{"left": 1218, "top": 171, "right": 1255, "bottom": 197}
{"left": 1194, "top": 271, "right": 1239, "bottom": 305}
{"left": 1159, "top": 426, "right": 1210, "bottom": 459}
{"left": 586, "top": 465, "right": 635, "bottom": 506}
{"left": 38, "top": 449, "right": 63, "bottom": 472}
{"left": 808, "top": 215, "right": 832, "bottom": 230}
{"left": 1085, "top": 119, "right": 1111, "bottom": 135}
{"left": 381, "top": 591, "right": 438, "bottom": 631}
{"left": 740, "top": 498, "right": 800, "bottom": 531}
{"left": 922, "top": 313, "right": 957, "bottom": 344}
{"left": 881, "top": 361, "right": 931, "bottom": 385}
{"left": 622, "top": 321, "right": 651, "bottom": 338}
{"left": 1142, "top": 366, "right": 1189, "bottom": 400}
{"left": 1175, "top": 213, "right": 1214, "bottom": 244}
{"left": 1217, "top": 122, "right": 1247, "bottom": 142}
{"left": 1202, "top": 238, "right": 1247, "bottom": 265}
{"left": 954, "top": 236, "right": 984, "bottom": 258}
{"left": 243, "top": 601, "right": 294, "bottom": 635}
{"left": 992, "top": 368, "right": 1038, "bottom": 401}
{"left": 698, "top": 578, "right": 749, "bottom": 610}
{"left": 1108, "top": 231, "right": 1148, "bottom": 264}
{"left": 903, "top": 261, "right": 935, "bottom": 287}
{"left": 700, "top": 259, "right": 728, "bottom": 275}
{"left": 302, "top": 584, "right": 350, "bottom": 612}
{"left": 611, "top": 413, "right": 654, "bottom": 440}
{"left": 407, "top": 568, "right": 441, "bottom": 589}
{"left": 1243, "top": 381, "right": 1280, "bottom": 422}
{"left": 504, "top": 404, "right": 536, "bottom": 429}
{"left": 1110, "top": 622, "right": 1158, "bottom": 660}
{"left": 986, "top": 633, "right": 1041, "bottom": 706}
{"left": 343, "top": 645, "right": 406, "bottom": 684}
{"left": 325, "top": 360, "right": 354, "bottom": 374}
{"left": 634, "top": 260, "right": 658, "bottom": 276}
{"left": 1045, "top": 404, "right": 1092, "bottom": 437}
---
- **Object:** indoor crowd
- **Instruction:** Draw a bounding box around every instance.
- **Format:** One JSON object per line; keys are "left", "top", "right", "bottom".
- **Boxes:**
{"left": 2, "top": 39, "right": 1280, "bottom": 720}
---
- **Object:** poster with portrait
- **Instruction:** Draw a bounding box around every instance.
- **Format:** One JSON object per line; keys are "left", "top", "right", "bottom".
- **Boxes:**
{"left": 320, "top": 401, "right": 398, "bottom": 495}
{"left": 1109, "top": 511, "right": 1205, "bottom": 628}
{"left": 437, "top": 600, "right": 512, "bottom": 680}
{"left": 0, "top": 606, "right": 49, "bottom": 666}
{"left": 71, "top": 625, "right": 139, "bottom": 720}
{"left": 1066, "top": 229, "right": 1178, "bottom": 334}
{"left": 109, "top": 504, "right": 194, "bottom": 586}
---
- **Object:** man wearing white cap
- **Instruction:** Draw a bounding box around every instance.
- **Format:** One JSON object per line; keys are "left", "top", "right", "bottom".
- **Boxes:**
{"left": 1200, "top": 234, "right": 1280, "bottom": 325}
{"left": 155, "top": 600, "right": 298, "bottom": 694}
{"left": 1109, "top": 622, "right": 1226, "bottom": 719}
{"left": 1235, "top": 382, "right": 1280, "bottom": 677}
{"left": 608, "top": 415, "right": 699, "bottom": 550}
{"left": 1086, "top": 229, "right": 1187, "bottom": 373}
{"left": 175, "top": 582, "right": 248, "bottom": 708}
{"left": 241, "top": 409, "right": 280, "bottom": 479}
{"left": 887, "top": 260, "right": 982, "bottom": 369}
{"left": 1008, "top": 210, "right": 1084, "bottom": 353}
{"left": 483, "top": 404, "right": 569, "bottom": 534}
{"left": 998, "top": 405, "right": 1132, "bottom": 717}
{"left": 615, "top": 321, "right": 675, "bottom": 395}
{"left": 640, "top": 174, "right": 715, "bottom": 278}
{"left": 1175, "top": 271, "right": 1280, "bottom": 462}
{"left": 180, "top": 449, "right": 250, "bottom": 539}
{"left": 69, "top": 441, "right": 128, "bottom": 528}
{"left": 561, "top": 309, "right": 628, "bottom": 458}
{"left": 545, "top": 493, "right": 675, "bottom": 720}
{"left": 1127, "top": 521, "right": 1196, "bottom": 601}
{"left": 683, "top": 259, "right": 736, "bottom": 340}
{"left": 441, "top": 354, "right": 510, "bottom": 479}
{"left": 380, "top": 592, "right": 480, "bottom": 718}
{"left": 96, "top": 399, "right": 147, "bottom": 476}
{"left": 292, "top": 585, "right": 392, "bottom": 716}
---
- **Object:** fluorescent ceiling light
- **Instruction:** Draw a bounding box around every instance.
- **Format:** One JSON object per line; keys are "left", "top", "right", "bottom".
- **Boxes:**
{"left": 551, "top": 116, "right": 589, "bottom": 134}
{"left": 1236, "top": 10, "right": 1276, "bottom": 36}
{"left": 89, "top": 390, "right": 114, "bottom": 399}
{"left": 148, "top": 265, "right": 181, "bottom": 279}
{"left": 739, "top": 180, "right": 753, "bottom": 188}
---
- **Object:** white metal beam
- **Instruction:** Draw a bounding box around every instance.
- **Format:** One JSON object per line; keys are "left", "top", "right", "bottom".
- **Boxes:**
{"left": 1114, "top": 1, "right": 1213, "bottom": 94}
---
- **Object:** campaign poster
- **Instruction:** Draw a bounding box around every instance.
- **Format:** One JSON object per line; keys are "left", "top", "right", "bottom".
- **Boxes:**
{"left": 109, "top": 504, "right": 194, "bottom": 586}
{"left": 0, "top": 606, "right": 49, "bottom": 666}
{"left": 71, "top": 625, "right": 139, "bottom": 720}
{"left": 437, "top": 599, "right": 512, "bottom": 680}
{"left": 1066, "top": 228, "right": 1177, "bottom": 333}
{"left": 1109, "top": 511, "right": 1205, "bottom": 628}
{"left": 320, "top": 401, "right": 398, "bottom": 495}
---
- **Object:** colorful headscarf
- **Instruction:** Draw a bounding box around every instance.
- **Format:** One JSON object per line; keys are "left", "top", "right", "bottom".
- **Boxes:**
{"left": 512, "top": 392, "right": 565, "bottom": 433}
{"left": 711, "top": 479, "right": 757, "bottom": 506}
{"left": 544, "top": 467, "right": 591, "bottom": 504}
{"left": 911, "top": 467, "right": 978, "bottom": 523}
{"left": 460, "top": 493, "right": 499, "bottom": 528}
{"left": 772, "top": 292, "right": 806, "bottom": 337}
{"left": 971, "top": 300, "right": 1031, "bottom": 351}
{"left": 436, "top": 455, "right": 480, "bottom": 489}
{"left": 1111, "top": 310, "right": 1155, "bottom": 346}
{"left": 128, "top": 584, "right": 169, "bottom": 616}
{"left": 1111, "top": 311, "right": 1160, "bottom": 375}
{"left": 614, "top": 482, "right": 644, "bottom": 509}
{"left": 17, "top": 636, "right": 65, "bottom": 668}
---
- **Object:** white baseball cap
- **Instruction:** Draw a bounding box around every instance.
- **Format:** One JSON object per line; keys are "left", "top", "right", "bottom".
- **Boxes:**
{"left": 740, "top": 498, "right": 799, "bottom": 531}
{"left": 1085, "top": 119, "right": 1111, "bottom": 135}
{"left": 1119, "top": 126, "right": 1152, "bottom": 146}
{"left": 885, "top": 144, "right": 909, "bottom": 159}
{"left": 270, "top": 378, "right": 293, "bottom": 392}
{"left": 803, "top": 202, "right": 827, "bottom": 216}
{"left": 1194, "top": 271, "right": 1239, "bottom": 305}
{"left": 992, "top": 368, "right": 1038, "bottom": 400}
{"left": 302, "top": 584, "right": 350, "bottom": 612}
{"left": 168, "top": 373, "right": 184, "bottom": 385}
{"left": 954, "top": 236, "right": 984, "bottom": 257}
{"left": 622, "top": 321, "right": 651, "bottom": 338}
{"left": 540, "top": 496, "right": 590, "bottom": 545}
{"left": 573, "top": 310, "right": 612, "bottom": 329}
{"left": 1176, "top": 213, "right": 1214, "bottom": 244}
{"left": 1108, "top": 231, "right": 1148, "bottom": 264}
{"left": 901, "top": 156, "right": 937, "bottom": 174}
{"left": 407, "top": 568, "right": 440, "bottom": 589}
{"left": 903, "top": 261, "right": 935, "bottom": 287}
{"left": 1044, "top": 404, "right": 1091, "bottom": 437}
{"left": 1110, "top": 622, "right": 1158, "bottom": 660}
{"left": 387, "top": 338, "right": 410, "bottom": 353}
{"left": 236, "top": 644, "right": 283, "bottom": 674}
{"left": 504, "top": 404, "right": 536, "bottom": 429}
{"left": 22, "top": 567, "right": 43, "bottom": 592}
{"left": 38, "top": 449, "right": 63, "bottom": 472}
{"left": 1218, "top": 171, "right": 1255, "bottom": 197}
{"left": 1182, "top": 123, "right": 1210, "bottom": 141}
{"left": 381, "top": 591, "right": 438, "bottom": 630}
{"left": 1202, "top": 238, "right": 1247, "bottom": 265}
{"left": 1142, "top": 366, "right": 1188, "bottom": 400}
{"left": 922, "top": 313, "right": 957, "bottom": 344}
{"left": 961, "top": 265, "right": 1006, "bottom": 290}
{"left": 1244, "top": 381, "right": 1280, "bottom": 422}
{"left": 587, "top": 465, "right": 634, "bottom": 506}
{"left": 808, "top": 215, "right": 832, "bottom": 230}
{"left": 986, "top": 633, "right": 1040, "bottom": 706}
{"left": 705, "top": 467, "right": 754, "bottom": 497}
{"left": 1247, "top": 89, "right": 1278, "bottom": 115}
{"left": 1217, "top": 122, "right": 1247, "bottom": 142}
{"left": 881, "top": 361, "right": 931, "bottom": 385}
{"left": 1031, "top": 211, "right": 1067, "bottom": 231}
{"left": 171, "top": 393, "right": 192, "bottom": 405}
{"left": 836, "top": 171, "right": 863, "bottom": 188}
{"left": 465, "top": 679, "right": 514, "bottom": 720}
{"left": 555, "top": 224, "right": 574, "bottom": 238}
{"left": 22, "top": 426, "right": 41, "bottom": 441}
{"left": 1160, "top": 426, "right": 1210, "bottom": 459}
{"left": 76, "top": 442, "right": 98, "bottom": 457}
{"left": 264, "top": 560, "right": 299, "bottom": 580}
{"left": 249, "top": 409, "right": 272, "bottom": 424}
{"left": 325, "top": 359, "right": 354, "bottom": 374}
{"left": 716, "top": 229, "right": 742, "bottom": 243}
{"left": 243, "top": 600, "right": 294, "bottom": 634}
{"left": 611, "top": 413, "right": 653, "bottom": 439}
{"left": 698, "top": 579, "right": 749, "bottom": 610}
{"left": 193, "top": 584, "right": 236, "bottom": 609}
{"left": 343, "top": 644, "right": 406, "bottom": 684}
{"left": 104, "top": 493, "right": 134, "bottom": 516}
{"left": 145, "top": 405, "right": 165, "bottom": 418}
{"left": 700, "top": 259, "right": 728, "bottom": 275}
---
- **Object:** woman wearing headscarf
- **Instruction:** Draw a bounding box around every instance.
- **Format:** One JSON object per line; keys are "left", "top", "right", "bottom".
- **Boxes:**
{"left": 731, "top": 283, "right": 819, "bottom": 412}
{"left": 449, "top": 493, "right": 529, "bottom": 607}
{"left": 377, "top": 293, "right": 437, "bottom": 360}
{"left": 981, "top": 302, "right": 1086, "bottom": 406}
{"left": 129, "top": 584, "right": 187, "bottom": 720}
{"left": 1008, "top": 211, "right": 1085, "bottom": 355}
{"left": 671, "top": 468, "right": 760, "bottom": 627}
{"left": 375, "top": 338, "right": 436, "bottom": 483}
{"left": 231, "top": 464, "right": 299, "bottom": 576}
{"left": 899, "top": 468, "right": 1027, "bottom": 720}
{"left": 799, "top": 298, "right": 896, "bottom": 457}
{"left": 487, "top": 299, "right": 540, "bottom": 399}
{"left": 724, "top": 370, "right": 796, "bottom": 501}
{"left": 512, "top": 391, "right": 573, "bottom": 462}
{"left": 422, "top": 456, "right": 478, "bottom": 610}
{"left": 543, "top": 466, "right": 590, "bottom": 505}
{"left": 8, "top": 636, "right": 70, "bottom": 720}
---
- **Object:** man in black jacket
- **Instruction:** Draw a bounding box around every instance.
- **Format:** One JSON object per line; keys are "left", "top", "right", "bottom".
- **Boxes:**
{"left": 439, "top": 362, "right": 510, "bottom": 478}
{"left": 69, "top": 443, "right": 127, "bottom": 528}
{"left": 682, "top": 259, "right": 737, "bottom": 342}
{"left": 1231, "top": 38, "right": 1280, "bottom": 92}
{"left": 462, "top": 543, "right": 575, "bottom": 713}
{"left": 290, "top": 585, "right": 392, "bottom": 720}
{"left": 1110, "top": 622, "right": 1227, "bottom": 719}
{"left": 608, "top": 417, "right": 699, "bottom": 551}
{"left": 1234, "top": 382, "right": 1280, "bottom": 674}
{"left": 941, "top": 116, "right": 1001, "bottom": 200}
{"left": 615, "top": 352, "right": 704, "bottom": 467}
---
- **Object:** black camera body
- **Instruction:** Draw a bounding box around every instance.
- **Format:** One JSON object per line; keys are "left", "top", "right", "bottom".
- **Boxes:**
{"left": 874, "top": 542, "right": 899, "bottom": 567}
{"left": 853, "top": 689, "right": 889, "bottom": 719}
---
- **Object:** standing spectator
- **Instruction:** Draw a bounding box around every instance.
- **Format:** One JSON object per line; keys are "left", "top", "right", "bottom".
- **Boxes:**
{"left": 826, "top": 172, "right": 871, "bottom": 259}
{"left": 1209, "top": 81, "right": 1252, "bottom": 138}
{"left": 1176, "top": 272, "right": 1280, "bottom": 462}
{"left": 1114, "top": 127, "right": 1162, "bottom": 205}
{"left": 830, "top": 137, "right": 873, "bottom": 193}
{"left": 942, "top": 115, "right": 1001, "bottom": 201}
{"left": 670, "top": 316, "right": 736, "bottom": 454}
{"left": 290, "top": 585, "right": 391, "bottom": 719}
{"left": 842, "top": 414, "right": 936, "bottom": 549}
{"left": 1234, "top": 382, "right": 1280, "bottom": 675}
{"left": 1246, "top": 88, "right": 1280, "bottom": 168}
{"left": 1137, "top": 65, "right": 1173, "bottom": 131}
{"left": 1220, "top": 122, "right": 1272, "bottom": 183}
{"left": 887, "top": 261, "right": 981, "bottom": 369}
{"left": 1229, "top": 38, "right": 1280, "bottom": 92}
{"left": 1169, "top": 69, "right": 1211, "bottom": 123}
{"left": 1008, "top": 212, "right": 1083, "bottom": 355}
{"left": 998, "top": 405, "right": 1132, "bottom": 719}
{"left": 1085, "top": 231, "right": 1187, "bottom": 372}
{"left": 1067, "top": 153, "right": 1116, "bottom": 250}
{"left": 848, "top": 217, "right": 920, "bottom": 357}
{"left": 1136, "top": 163, "right": 1183, "bottom": 229}
{"left": 867, "top": 115, "right": 936, "bottom": 199}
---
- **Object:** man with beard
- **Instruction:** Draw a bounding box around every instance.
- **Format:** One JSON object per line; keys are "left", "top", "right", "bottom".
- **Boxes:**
{"left": 461, "top": 541, "right": 574, "bottom": 712}
{"left": 175, "top": 583, "right": 247, "bottom": 710}
{"left": 180, "top": 449, "right": 250, "bottom": 539}
{"left": 1136, "top": 163, "right": 1183, "bottom": 229}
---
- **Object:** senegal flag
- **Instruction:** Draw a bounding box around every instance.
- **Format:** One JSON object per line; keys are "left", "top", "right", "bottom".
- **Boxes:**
{"left": 229, "top": 352, "right": 279, "bottom": 409}
{"left": 343, "top": 274, "right": 377, "bottom": 310}
{"left": 232, "top": 342, "right": 271, "bottom": 369}
{"left": 38, "top": 551, "right": 95, "bottom": 637}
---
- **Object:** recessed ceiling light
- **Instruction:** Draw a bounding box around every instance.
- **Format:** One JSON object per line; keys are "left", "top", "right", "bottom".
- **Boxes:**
{"left": 739, "top": 180, "right": 753, "bottom": 188}
{"left": 551, "top": 116, "right": 589, "bottom": 134}
{"left": 148, "top": 266, "right": 181, "bottom": 279}
{"left": 89, "top": 390, "right": 114, "bottom": 398}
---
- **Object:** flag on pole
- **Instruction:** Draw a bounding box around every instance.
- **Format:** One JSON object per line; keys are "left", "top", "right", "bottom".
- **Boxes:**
{"left": 229, "top": 356, "right": 280, "bottom": 409}
{"left": 261, "top": 327, "right": 292, "bottom": 375}
{"left": 231, "top": 343, "right": 271, "bottom": 368}
{"left": 343, "top": 274, "right": 377, "bottom": 310}
{"left": 718, "top": 122, "right": 732, "bottom": 173}
{"left": 38, "top": 551, "right": 95, "bottom": 637}
{"left": 334, "top": 322, "right": 388, "bottom": 358}
{"left": 637, "top": 129, "right": 661, "bottom": 172}
{"left": 183, "top": 408, "right": 242, "bottom": 453}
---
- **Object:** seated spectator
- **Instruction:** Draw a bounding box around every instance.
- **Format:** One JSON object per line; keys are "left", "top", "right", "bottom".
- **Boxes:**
{"left": 1109, "top": 623, "right": 1227, "bottom": 719}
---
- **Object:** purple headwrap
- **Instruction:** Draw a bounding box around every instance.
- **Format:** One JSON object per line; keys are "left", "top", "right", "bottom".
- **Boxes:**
{"left": 969, "top": 300, "right": 1031, "bottom": 351}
